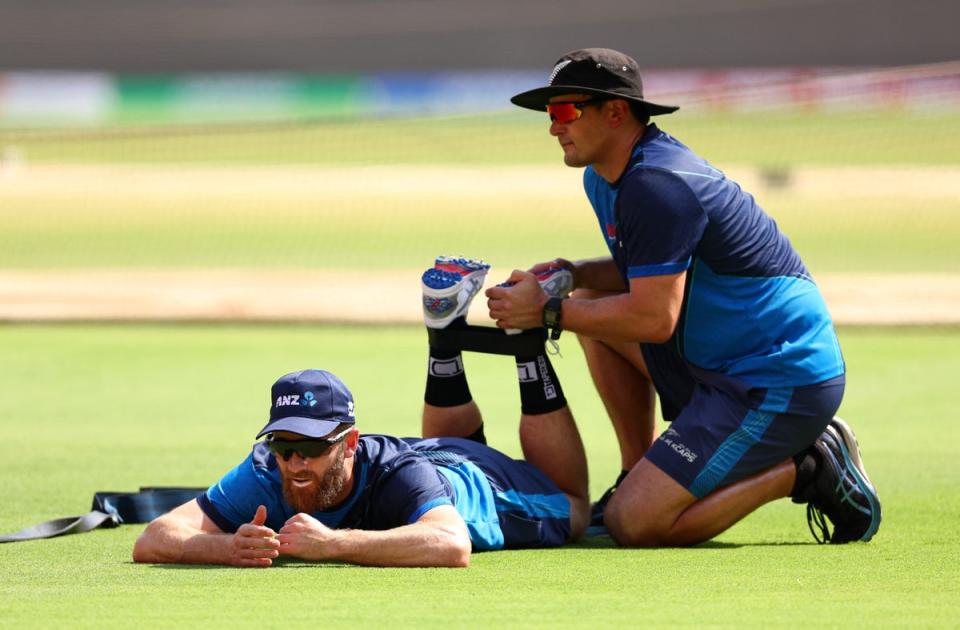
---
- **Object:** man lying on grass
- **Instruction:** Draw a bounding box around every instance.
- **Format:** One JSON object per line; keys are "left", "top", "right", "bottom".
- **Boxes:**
{"left": 133, "top": 343, "right": 589, "bottom": 568}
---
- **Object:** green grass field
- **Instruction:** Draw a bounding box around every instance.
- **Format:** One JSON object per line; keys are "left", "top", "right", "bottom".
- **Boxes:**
{"left": 4, "top": 111, "right": 960, "bottom": 166}
{"left": 1, "top": 109, "right": 958, "bottom": 627}
{"left": 0, "top": 324, "right": 958, "bottom": 627}
{"left": 1, "top": 110, "right": 958, "bottom": 275}
{"left": 3, "top": 188, "right": 957, "bottom": 275}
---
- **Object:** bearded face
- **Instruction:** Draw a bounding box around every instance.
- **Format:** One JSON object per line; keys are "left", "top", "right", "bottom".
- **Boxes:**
{"left": 281, "top": 442, "right": 349, "bottom": 513}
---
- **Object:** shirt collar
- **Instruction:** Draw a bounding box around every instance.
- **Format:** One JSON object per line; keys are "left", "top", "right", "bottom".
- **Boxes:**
{"left": 611, "top": 123, "right": 659, "bottom": 187}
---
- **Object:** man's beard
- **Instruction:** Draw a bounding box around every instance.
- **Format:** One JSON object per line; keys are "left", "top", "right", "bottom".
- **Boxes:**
{"left": 281, "top": 444, "right": 348, "bottom": 513}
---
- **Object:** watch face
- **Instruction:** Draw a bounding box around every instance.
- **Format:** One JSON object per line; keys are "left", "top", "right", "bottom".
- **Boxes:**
{"left": 543, "top": 298, "right": 563, "bottom": 328}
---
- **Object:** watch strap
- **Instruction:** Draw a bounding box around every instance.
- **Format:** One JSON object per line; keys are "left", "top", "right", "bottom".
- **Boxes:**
{"left": 543, "top": 297, "right": 564, "bottom": 339}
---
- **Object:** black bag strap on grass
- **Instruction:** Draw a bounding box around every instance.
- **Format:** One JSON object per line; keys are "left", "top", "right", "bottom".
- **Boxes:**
{"left": 0, "top": 487, "right": 205, "bottom": 543}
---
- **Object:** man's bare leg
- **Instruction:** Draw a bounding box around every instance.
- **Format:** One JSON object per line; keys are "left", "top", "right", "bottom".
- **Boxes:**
{"left": 422, "top": 401, "right": 483, "bottom": 439}
{"left": 604, "top": 457, "right": 796, "bottom": 546}
{"left": 519, "top": 408, "right": 590, "bottom": 541}
{"left": 420, "top": 353, "right": 589, "bottom": 540}
{"left": 571, "top": 287, "right": 656, "bottom": 471}
{"left": 578, "top": 335, "right": 657, "bottom": 469}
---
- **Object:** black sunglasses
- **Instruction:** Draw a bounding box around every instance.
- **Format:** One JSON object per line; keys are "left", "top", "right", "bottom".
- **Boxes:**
{"left": 266, "top": 427, "right": 352, "bottom": 461}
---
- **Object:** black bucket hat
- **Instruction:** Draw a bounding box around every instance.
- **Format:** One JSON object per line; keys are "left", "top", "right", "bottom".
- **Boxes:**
{"left": 511, "top": 48, "right": 678, "bottom": 116}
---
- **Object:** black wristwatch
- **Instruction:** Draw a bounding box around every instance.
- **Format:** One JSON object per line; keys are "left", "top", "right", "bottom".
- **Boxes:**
{"left": 542, "top": 297, "right": 565, "bottom": 340}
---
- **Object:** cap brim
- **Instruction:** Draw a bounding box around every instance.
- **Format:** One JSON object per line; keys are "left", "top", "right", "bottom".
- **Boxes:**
{"left": 255, "top": 417, "right": 347, "bottom": 439}
{"left": 510, "top": 85, "right": 679, "bottom": 116}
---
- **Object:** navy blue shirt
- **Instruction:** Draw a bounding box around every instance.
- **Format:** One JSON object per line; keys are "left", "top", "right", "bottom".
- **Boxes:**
{"left": 199, "top": 435, "right": 570, "bottom": 550}
{"left": 583, "top": 124, "right": 844, "bottom": 417}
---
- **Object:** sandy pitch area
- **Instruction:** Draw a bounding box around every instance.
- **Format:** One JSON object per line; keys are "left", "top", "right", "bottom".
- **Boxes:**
{"left": 1, "top": 164, "right": 957, "bottom": 324}
{"left": 3, "top": 163, "right": 960, "bottom": 201}
{"left": 0, "top": 269, "right": 957, "bottom": 325}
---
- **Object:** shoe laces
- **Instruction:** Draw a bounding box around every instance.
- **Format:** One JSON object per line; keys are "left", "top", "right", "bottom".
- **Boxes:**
{"left": 806, "top": 502, "right": 832, "bottom": 544}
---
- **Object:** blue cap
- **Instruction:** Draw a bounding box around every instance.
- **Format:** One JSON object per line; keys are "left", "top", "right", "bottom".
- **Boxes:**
{"left": 255, "top": 369, "right": 356, "bottom": 439}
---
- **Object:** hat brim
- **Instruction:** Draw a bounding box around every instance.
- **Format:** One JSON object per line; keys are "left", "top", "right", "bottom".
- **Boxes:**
{"left": 255, "top": 416, "right": 348, "bottom": 439}
{"left": 510, "top": 85, "right": 679, "bottom": 116}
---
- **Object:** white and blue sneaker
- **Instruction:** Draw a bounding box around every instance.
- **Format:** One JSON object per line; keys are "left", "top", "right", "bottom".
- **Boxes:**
{"left": 535, "top": 265, "right": 574, "bottom": 298}
{"left": 421, "top": 256, "right": 490, "bottom": 329}
{"left": 497, "top": 265, "right": 574, "bottom": 298}
{"left": 498, "top": 265, "right": 574, "bottom": 336}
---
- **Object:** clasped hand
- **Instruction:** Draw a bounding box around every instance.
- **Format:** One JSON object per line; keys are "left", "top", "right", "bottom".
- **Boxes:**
{"left": 486, "top": 270, "right": 549, "bottom": 330}
{"left": 230, "top": 505, "right": 336, "bottom": 567}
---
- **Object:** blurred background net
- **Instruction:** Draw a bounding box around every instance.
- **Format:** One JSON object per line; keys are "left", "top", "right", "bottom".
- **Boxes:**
{"left": 0, "top": 1, "right": 957, "bottom": 323}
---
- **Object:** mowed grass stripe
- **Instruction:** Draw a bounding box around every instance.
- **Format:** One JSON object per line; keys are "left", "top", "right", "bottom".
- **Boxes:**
{"left": 3, "top": 110, "right": 959, "bottom": 166}
{"left": 1, "top": 182, "right": 957, "bottom": 273}
{"left": 0, "top": 324, "right": 958, "bottom": 627}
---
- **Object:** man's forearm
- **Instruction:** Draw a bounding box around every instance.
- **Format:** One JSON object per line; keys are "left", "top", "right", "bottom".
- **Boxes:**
{"left": 134, "top": 501, "right": 279, "bottom": 567}
{"left": 562, "top": 270, "right": 686, "bottom": 343}
{"left": 133, "top": 518, "right": 236, "bottom": 565}
{"left": 296, "top": 521, "right": 471, "bottom": 568}
{"left": 563, "top": 292, "right": 675, "bottom": 343}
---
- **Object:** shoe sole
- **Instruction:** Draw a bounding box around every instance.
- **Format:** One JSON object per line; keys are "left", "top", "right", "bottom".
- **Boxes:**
{"left": 434, "top": 256, "right": 490, "bottom": 276}
{"left": 538, "top": 268, "right": 574, "bottom": 298}
{"left": 498, "top": 268, "right": 573, "bottom": 297}
{"left": 827, "top": 416, "right": 882, "bottom": 542}
{"left": 422, "top": 260, "right": 489, "bottom": 329}
{"left": 422, "top": 269, "right": 464, "bottom": 291}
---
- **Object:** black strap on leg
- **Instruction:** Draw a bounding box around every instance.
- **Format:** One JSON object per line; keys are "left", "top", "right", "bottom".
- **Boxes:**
{"left": 428, "top": 325, "right": 547, "bottom": 357}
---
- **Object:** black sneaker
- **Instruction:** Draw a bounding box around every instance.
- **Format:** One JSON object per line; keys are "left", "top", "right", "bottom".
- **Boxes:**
{"left": 804, "top": 417, "right": 882, "bottom": 544}
{"left": 589, "top": 470, "right": 629, "bottom": 529}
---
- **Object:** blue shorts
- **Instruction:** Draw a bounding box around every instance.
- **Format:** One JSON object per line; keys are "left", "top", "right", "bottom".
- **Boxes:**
{"left": 487, "top": 457, "right": 572, "bottom": 549}
{"left": 411, "top": 438, "right": 571, "bottom": 550}
{"left": 645, "top": 373, "right": 845, "bottom": 499}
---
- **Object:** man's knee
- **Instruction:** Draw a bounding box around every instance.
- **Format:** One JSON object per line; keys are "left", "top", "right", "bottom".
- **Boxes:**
{"left": 574, "top": 330, "right": 650, "bottom": 380}
{"left": 603, "top": 460, "right": 694, "bottom": 547}
{"left": 575, "top": 330, "right": 601, "bottom": 352}
{"left": 604, "top": 498, "right": 666, "bottom": 547}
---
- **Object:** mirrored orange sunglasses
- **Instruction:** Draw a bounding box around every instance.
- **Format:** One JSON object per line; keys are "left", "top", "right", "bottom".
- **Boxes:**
{"left": 546, "top": 99, "right": 606, "bottom": 124}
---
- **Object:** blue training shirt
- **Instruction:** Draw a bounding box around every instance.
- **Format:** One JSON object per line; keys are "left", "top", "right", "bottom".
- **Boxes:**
{"left": 583, "top": 124, "right": 844, "bottom": 411}
{"left": 198, "top": 435, "right": 570, "bottom": 551}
